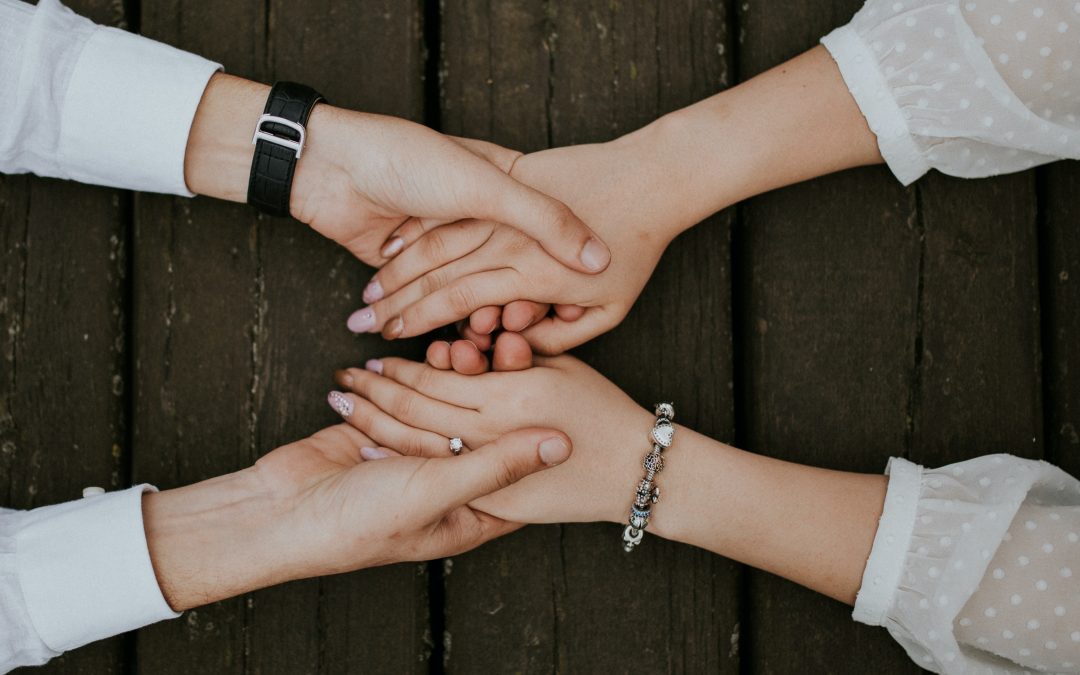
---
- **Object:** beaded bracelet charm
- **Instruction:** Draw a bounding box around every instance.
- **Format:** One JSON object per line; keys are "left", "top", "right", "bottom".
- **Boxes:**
{"left": 622, "top": 402, "right": 675, "bottom": 552}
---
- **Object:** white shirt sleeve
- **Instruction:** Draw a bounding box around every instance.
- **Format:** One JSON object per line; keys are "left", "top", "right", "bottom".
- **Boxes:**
{"left": 854, "top": 454, "right": 1080, "bottom": 674}
{"left": 821, "top": 0, "right": 1080, "bottom": 185}
{"left": 0, "top": 0, "right": 222, "bottom": 195}
{"left": 0, "top": 486, "right": 180, "bottom": 674}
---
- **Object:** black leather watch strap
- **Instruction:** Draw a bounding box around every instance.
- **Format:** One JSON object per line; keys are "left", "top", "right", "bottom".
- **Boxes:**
{"left": 247, "top": 82, "right": 325, "bottom": 217}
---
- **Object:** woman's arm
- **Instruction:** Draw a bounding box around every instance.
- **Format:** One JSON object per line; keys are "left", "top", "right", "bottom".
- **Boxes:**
{"left": 352, "top": 46, "right": 883, "bottom": 352}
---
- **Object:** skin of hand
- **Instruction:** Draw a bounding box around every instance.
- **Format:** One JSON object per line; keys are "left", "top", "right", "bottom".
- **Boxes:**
{"left": 351, "top": 45, "right": 882, "bottom": 355}
{"left": 332, "top": 354, "right": 888, "bottom": 605}
{"left": 141, "top": 423, "right": 571, "bottom": 611}
{"left": 182, "top": 73, "right": 611, "bottom": 275}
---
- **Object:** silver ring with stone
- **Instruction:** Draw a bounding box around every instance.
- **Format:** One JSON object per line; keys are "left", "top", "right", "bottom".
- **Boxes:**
{"left": 449, "top": 437, "right": 464, "bottom": 456}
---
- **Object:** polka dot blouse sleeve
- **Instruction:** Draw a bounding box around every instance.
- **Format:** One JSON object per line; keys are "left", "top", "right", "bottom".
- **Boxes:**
{"left": 854, "top": 455, "right": 1080, "bottom": 674}
{"left": 821, "top": 0, "right": 1080, "bottom": 185}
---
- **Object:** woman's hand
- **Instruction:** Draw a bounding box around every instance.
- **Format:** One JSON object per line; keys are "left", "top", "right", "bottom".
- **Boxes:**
{"left": 142, "top": 423, "right": 571, "bottom": 611}
{"left": 346, "top": 130, "right": 700, "bottom": 354}
{"left": 328, "top": 355, "right": 658, "bottom": 524}
{"left": 183, "top": 73, "right": 610, "bottom": 274}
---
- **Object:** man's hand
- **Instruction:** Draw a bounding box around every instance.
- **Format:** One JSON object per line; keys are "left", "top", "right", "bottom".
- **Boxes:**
{"left": 182, "top": 73, "right": 610, "bottom": 275}
{"left": 141, "top": 423, "right": 571, "bottom": 611}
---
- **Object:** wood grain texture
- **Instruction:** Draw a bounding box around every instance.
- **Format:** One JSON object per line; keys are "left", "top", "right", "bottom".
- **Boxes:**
{"left": 1042, "top": 162, "right": 1080, "bottom": 477}
{"left": 440, "top": 1, "right": 739, "bottom": 672}
{"left": 735, "top": 1, "right": 923, "bottom": 672}
{"left": 3, "top": 1, "right": 131, "bottom": 672}
{"left": 133, "top": 0, "right": 430, "bottom": 673}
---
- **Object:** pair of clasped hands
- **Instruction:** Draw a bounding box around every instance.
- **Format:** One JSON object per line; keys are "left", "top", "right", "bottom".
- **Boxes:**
{"left": 158, "top": 55, "right": 874, "bottom": 607}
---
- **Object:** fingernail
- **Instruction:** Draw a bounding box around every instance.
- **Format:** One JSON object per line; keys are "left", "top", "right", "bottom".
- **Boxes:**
{"left": 365, "top": 358, "right": 383, "bottom": 374}
{"left": 381, "top": 237, "right": 404, "bottom": 258}
{"left": 538, "top": 437, "right": 571, "bottom": 465}
{"left": 328, "top": 391, "right": 353, "bottom": 417}
{"left": 347, "top": 307, "right": 377, "bottom": 333}
{"left": 382, "top": 316, "right": 404, "bottom": 339}
{"left": 362, "top": 278, "right": 384, "bottom": 304}
{"left": 579, "top": 237, "right": 610, "bottom": 272}
{"left": 360, "top": 446, "right": 392, "bottom": 460}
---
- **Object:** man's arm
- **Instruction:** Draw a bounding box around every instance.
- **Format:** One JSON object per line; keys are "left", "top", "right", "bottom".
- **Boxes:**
{"left": 0, "top": 0, "right": 609, "bottom": 272}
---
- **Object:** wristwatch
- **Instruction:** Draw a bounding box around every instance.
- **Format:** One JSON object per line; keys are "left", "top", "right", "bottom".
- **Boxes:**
{"left": 247, "top": 82, "right": 326, "bottom": 217}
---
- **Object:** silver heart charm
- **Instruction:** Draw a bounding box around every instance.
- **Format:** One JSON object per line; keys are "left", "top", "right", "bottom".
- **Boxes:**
{"left": 651, "top": 423, "right": 674, "bottom": 448}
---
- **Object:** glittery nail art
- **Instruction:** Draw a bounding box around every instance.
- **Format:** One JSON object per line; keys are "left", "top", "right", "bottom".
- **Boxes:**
{"left": 328, "top": 391, "right": 354, "bottom": 417}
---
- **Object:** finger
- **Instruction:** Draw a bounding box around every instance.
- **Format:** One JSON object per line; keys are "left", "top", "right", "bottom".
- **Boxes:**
{"left": 426, "top": 341, "right": 453, "bottom": 369}
{"left": 359, "top": 445, "right": 402, "bottom": 460}
{"left": 367, "top": 221, "right": 495, "bottom": 302}
{"left": 328, "top": 391, "right": 453, "bottom": 457}
{"left": 349, "top": 258, "right": 515, "bottom": 336}
{"left": 491, "top": 332, "right": 534, "bottom": 371}
{"left": 338, "top": 368, "right": 479, "bottom": 442}
{"left": 520, "top": 307, "right": 614, "bottom": 355}
{"left": 459, "top": 325, "right": 492, "bottom": 351}
{"left": 554, "top": 304, "right": 586, "bottom": 321}
{"left": 481, "top": 174, "right": 611, "bottom": 274}
{"left": 369, "top": 357, "right": 483, "bottom": 408}
{"left": 448, "top": 136, "right": 522, "bottom": 173}
{"left": 468, "top": 306, "right": 502, "bottom": 335}
{"left": 502, "top": 301, "right": 550, "bottom": 332}
{"left": 385, "top": 268, "right": 525, "bottom": 340}
{"left": 449, "top": 340, "right": 491, "bottom": 375}
{"left": 431, "top": 428, "right": 572, "bottom": 507}
{"left": 427, "top": 507, "right": 524, "bottom": 559}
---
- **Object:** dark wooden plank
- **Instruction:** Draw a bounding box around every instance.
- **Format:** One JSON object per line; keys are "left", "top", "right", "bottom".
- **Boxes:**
{"left": 735, "top": 1, "right": 924, "bottom": 672}
{"left": 440, "top": 1, "right": 739, "bottom": 672}
{"left": 249, "top": 3, "right": 430, "bottom": 672}
{"left": 135, "top": 0, "right": 430, "bottom": 672}
{"left": 132, "top": 1, "right": 266, "bottom": 672}
{"left": 2, "top": 2, "right": 132, "bottom": 672}
{"left": 1042, "top": 162, "right": 1080, "bottom": 477}
{"left": 911, "top": 172, "right": 1041, "bottom": 465}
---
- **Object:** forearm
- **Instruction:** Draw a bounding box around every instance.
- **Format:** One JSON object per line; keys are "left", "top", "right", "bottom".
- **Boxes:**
{"left": 622, "top": 45, "right": 881, "bottom": 239}
{"left": 142, "top": 467, "right": 294, "bottom": 611}
{"left": 647, "top": 428, "right": 887, "bottom": 605}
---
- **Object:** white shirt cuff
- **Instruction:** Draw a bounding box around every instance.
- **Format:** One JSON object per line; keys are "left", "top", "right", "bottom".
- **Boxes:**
{"left": 821, "top": 25, "right": 929, "bottom": 186}
{"left": 14, "top": 485, "right": 180, "bottom": 652}
{"left": 852, "top": 456, "right": 922, "bottom": 626}
{"left": 58, "top": 25, "right": 221, "bottom": 196}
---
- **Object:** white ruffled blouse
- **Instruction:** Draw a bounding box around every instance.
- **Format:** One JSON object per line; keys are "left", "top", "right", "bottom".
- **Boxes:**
{"left": 822, "top": 0, "right": 1080, "bottom": 185}
{"left": 822, "top": 2, "right": 1080, "bottom": 673}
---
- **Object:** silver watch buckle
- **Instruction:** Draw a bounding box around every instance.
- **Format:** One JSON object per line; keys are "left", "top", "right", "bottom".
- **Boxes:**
{"left": 251, "top": 114, "right": 306, "bottom": 158}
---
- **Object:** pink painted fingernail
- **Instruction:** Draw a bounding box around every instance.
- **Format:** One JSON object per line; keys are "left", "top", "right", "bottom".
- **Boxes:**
{"left": 538, "top": 437, "right": 571, "bottom": 465}
{"left": 381, "top": 237, "right": 404, "bottom": 258}
{"left": 360, "top": 446, "right": 392, "bottom": 460}
{"left": 365, "top": 359, "right": 383, "bottom": 374}
{"left": 328, "top": 391, "right": 353, "bottom": 417}
{"left": 347, "top": 307, "right": 377, "bottom": 333}
{"left": 362, "top": 278, "right": 384, "bottom": 303}
{"left": 382, "top": 316, "right": 404, "bottom": 340}
{"left": 579, "top": 237, "right": 611, "bottom": 272}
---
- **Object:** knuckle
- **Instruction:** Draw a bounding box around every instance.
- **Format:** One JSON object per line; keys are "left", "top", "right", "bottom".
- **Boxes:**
{"left": 420, "top": 228, "right": 449, "bottom": 263}
{"left": 419, "top": 269, "right": 446, "bottom": 297}
{"left": 389, "top": 389, "right": 415, "bottom": 419}
{"left": 447, "top": 283, "right": 478, "bottom": 315}
{"left": 413, "top": 366, "right": 436, "bottom": 393}
{"left": 493, "top": 456, "right": 519, "bottom": 491}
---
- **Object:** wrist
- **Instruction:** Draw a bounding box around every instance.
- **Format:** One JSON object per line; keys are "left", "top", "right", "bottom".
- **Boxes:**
{"left": 142, "top": 466, "right": 294, "bottom": 611}
{"left": 183, "top": 73, "right": 269, "bottom": 202}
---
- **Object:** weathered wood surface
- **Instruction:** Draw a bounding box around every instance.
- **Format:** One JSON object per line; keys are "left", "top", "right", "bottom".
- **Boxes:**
{"left": 1, "top": 0, "right": 1076, "bottom": 673}
{"left": 439, "top": 2, "right": 739, "bottom": 672}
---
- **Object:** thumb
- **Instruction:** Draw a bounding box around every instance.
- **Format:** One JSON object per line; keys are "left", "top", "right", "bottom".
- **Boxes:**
{"left": 479, "top": 171, "right": 611, "bottom": 275}
{"left": 435, "top": 428, "right": 572, "bottom": 507}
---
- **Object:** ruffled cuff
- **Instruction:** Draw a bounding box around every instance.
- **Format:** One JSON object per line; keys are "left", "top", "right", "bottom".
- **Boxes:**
{"left": 821, "top": 24, "right": 928, "bottom": 186}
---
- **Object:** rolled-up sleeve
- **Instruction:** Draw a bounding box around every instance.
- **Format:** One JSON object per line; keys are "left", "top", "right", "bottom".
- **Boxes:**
{"left": 1, "top": 486, "right": 180, "bottom": 673}
{"left": 0, "top": 0, "right": 221, "bottom": 195}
